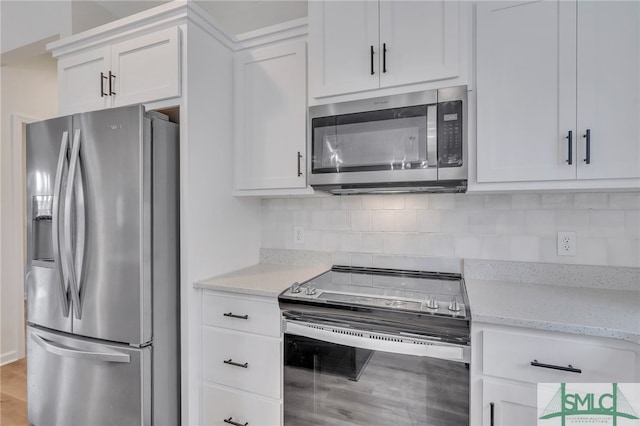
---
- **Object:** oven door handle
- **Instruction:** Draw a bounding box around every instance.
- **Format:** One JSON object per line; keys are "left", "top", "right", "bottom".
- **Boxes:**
{"left": 284, "top": 321, "right": 470, "bottom": 363}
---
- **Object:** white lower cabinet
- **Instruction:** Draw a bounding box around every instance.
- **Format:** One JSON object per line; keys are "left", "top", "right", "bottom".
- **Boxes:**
{"left": 472, "top": 323, "right": 640, "bottom": 426}
{"left": 482, "top": 379, "right": 538, "bottom": 426}
{"left": 202, "top": 384, "right": 281, "bottom": 426}
{"left": 201, "top": 290, "right": 282, "bottom": 426}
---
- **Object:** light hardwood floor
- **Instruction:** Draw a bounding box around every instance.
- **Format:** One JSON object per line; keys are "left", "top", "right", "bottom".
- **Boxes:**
{"left": 1, "top": 358, "right": 28, "bottom": 426}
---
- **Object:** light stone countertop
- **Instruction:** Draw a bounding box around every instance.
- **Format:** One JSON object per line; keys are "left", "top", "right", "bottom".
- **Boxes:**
{"left": 466, "top": 278, "right": 640, "bottom": 344}
{"left": 195, "top": 263, "right": 330, "bottom": 298}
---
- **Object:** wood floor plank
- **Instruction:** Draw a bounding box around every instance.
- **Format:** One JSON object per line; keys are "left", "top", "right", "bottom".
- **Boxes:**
{"left": 1, "top": 358, "right": 28, "bottom": 426}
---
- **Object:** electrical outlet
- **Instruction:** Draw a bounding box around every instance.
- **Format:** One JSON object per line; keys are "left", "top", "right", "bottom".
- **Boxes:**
{"left": 294, "top": 226, "right": 304, "bottom": 244}
{"left": 557, "top": 231, "right": 576, "bottom": 256}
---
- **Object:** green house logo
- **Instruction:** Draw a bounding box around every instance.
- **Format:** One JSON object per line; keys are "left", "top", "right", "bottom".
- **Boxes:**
{"left": 539, "top": 383, "right": 639, "bottom": 425}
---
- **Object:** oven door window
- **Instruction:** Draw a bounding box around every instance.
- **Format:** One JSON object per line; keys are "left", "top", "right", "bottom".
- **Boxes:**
{"left": 284, "top": 333, "right": 469, "bottom": 426}
{"left": 311, "top": 105, "right": 436, "bottom": 174}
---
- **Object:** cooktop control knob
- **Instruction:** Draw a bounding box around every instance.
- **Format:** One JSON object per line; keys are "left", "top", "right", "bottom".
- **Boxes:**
{"left": 426, "top": 298, "right": 439, "bottom": 309}
{"left": 305, "top": 286, "right": 317, "bottom": 296}
{"left": 448, "top": 298, "right": 461, "bottom": 312}
{"left": 290, "top": 282, "right": 301, "bottom": 293}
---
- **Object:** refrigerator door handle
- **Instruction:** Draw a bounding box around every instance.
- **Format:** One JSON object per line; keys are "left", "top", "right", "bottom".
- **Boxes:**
{"left": 31, "top": 333, "right": 131, "bottom": 363}
{"left": 52, "top": 131, "right": 71, "bottom": 317}
{"left": 65, "top": 129, "right": 84, "bottom": 320}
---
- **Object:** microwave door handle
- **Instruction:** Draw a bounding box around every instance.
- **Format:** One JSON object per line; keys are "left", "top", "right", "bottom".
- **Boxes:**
{"left": 52, "top": 131, "right": 71, "bottom": 317}
{"left": 427, "top": 104, "right": 438, "bottom": 168}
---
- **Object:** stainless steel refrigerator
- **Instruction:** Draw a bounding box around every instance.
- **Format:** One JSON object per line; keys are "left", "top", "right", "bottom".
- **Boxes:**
{"left": 25, "top": 105, "right": 180, "bottom": 426}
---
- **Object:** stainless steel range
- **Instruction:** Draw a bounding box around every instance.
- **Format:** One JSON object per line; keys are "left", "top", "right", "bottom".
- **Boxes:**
{"left": 279, "top": 266, "right": 471, "bottom": 426}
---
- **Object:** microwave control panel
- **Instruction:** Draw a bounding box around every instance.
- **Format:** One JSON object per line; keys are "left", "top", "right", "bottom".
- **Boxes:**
{"left": 437, "top": 100, "right": 463, "bottom": 168}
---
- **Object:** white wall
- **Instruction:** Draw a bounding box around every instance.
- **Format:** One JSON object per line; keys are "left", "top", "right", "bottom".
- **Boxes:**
{"left": 0, "top": 54, "right": 58, "bottom": 364}
{"left": 261, "top": 192, "right": 640, "bottom": 271}
{"left": 1, "top": 1, "right": 71, "bottom": 55}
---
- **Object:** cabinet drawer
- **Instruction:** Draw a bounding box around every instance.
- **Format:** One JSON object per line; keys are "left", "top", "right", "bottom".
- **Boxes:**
{"left": 202, "top": 292, "right": 281, "bottom": 337}
{"left": 483, "top": 330, "right": 637, "bottom": 383}
{"left": 202, "top": 383, "right": 281, "bottom": 426}
{"left": 202, "top": 327, "right": 281, "bottom": 399}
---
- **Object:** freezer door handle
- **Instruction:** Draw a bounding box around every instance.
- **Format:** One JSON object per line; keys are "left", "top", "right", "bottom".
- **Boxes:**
{"left": 31, "top": 333, "right": 131, "bottom": 363}
{"left": 52, "top": 131, "right": 71, "bottom": 317}
{"left": 64, "top": 129, "right": 85, "bottom": 320}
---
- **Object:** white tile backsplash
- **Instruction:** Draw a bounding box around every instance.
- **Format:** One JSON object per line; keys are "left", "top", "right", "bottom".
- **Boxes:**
{"left": 609, "top": 193, "right": 640, "bottom": 210}
{"left": 590, "top": 210, "right": 626, "bottom": 238}
{"left": 541, "top": 193, "right": 574, "bottom": 209}
{"left": 371, "top": 210, "right": 395, "bottom": 231}
{"left": 405, "top": 194, "right": 430, "bottom": 210}
{"left": 383, "top": 194, "right": 406, "bottom": 210}
{"left": 350, "top": 210, "right": 371, "bottom": 232}
{"left": 574, "top": 193, "right": 608, "bottom": 210}
{"left": 361, "top": 194, "right": 383, "bottom": 210}
{"left": 441, "top": 210, "right": 469, "bottom": 234}
{"left": 261, "top": 192, "right": 640, "bottom": 268}
{"left": 525, "top": 210, "right": 556, "bottom": 236}
{"left": 417, "top": 210, "right": 442, "bottom": 232}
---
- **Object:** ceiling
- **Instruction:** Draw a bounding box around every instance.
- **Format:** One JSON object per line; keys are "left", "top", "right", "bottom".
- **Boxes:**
{"left": 90, "top": 0, "right": 308, "bottom": 35}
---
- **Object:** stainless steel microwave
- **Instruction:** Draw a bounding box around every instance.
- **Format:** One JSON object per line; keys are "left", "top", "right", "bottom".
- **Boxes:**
{"left": 308, "top": 86, "right": 467, "bottom": 194}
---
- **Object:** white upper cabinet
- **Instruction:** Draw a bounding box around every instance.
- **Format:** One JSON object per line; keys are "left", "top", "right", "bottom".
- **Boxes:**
{"left": 56, "top": 27, "right": 181, "bottom": 115}
{"left": 378, "top": 1, "right": 460, "bottom": 89}
{"left": 476, "top": 1, "right": 577, "bottom": 183}
{"left": 575, "top": 1, "right": 640, "bottom": 180}
{"left": 476, "top": 0, "right": 640, "bottom": 186}
{"left": 58, "top": 47, "right": 111, "bottom": 114}
{"left": 110, "top": 27, "right": 181, "bottom": 108}
{"left": 234, "top": 39, "right": 308, "bottom": 193}
{"left": 309, "top": 0, "right": 462, "bottom": 99}
{"left": 309, "top": 1, "right": 379, "bottom": 97}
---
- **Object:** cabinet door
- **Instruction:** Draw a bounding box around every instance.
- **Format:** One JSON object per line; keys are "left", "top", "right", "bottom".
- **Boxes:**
{"left": 482, "top": 379, "right": 538, "bottom": 426}
{"left": 111, "top": 27, "right": 181, "bottom": 108}
{"left": 476, "top": 1, "right": 577, "bottom": 183}
{"left": 379, "top": 1, "right": 459, "bottom": 88}
{"left": 234, "top": 40, "right": 307, "bottom": 190}
{"left": 308, "top": 1, "right": 379, "bottom": 98}
{"left": 576, "top": 1, "right": 640, "bottom": 180}
{"left": 58, "top": 47, "right": 111, "bottom": 115}
{"left": 201, "top": 384, "right": 281, "bottom": 426}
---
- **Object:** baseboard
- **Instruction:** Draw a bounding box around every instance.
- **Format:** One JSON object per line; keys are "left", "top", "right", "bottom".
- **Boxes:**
{"left": 1, "top": 350, "right": 19, "bottom": 366}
